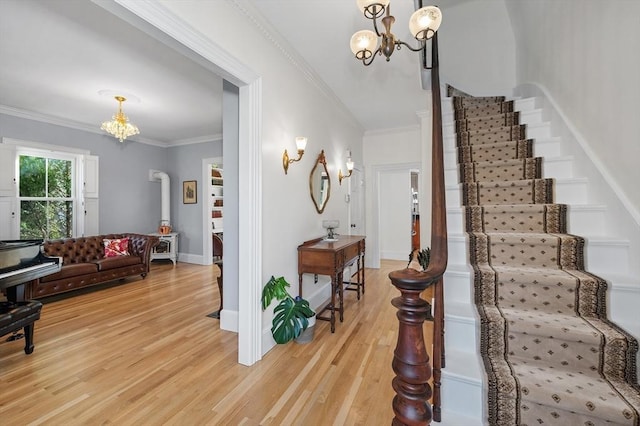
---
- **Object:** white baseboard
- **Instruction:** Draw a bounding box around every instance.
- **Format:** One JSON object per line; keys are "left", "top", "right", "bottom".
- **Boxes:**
{"left": 176, "top": 252, "right": 205, "bottom": 265}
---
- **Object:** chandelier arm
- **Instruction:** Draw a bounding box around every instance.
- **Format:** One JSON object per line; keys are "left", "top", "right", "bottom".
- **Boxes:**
{"left": 371, "top": 16, "right": 383, "bottom": 37}
{"left": 395, "top": 39, "right": 426, "bottom": 52}
{"left": 362, "top": 47, "right": 382, "bottom": 66}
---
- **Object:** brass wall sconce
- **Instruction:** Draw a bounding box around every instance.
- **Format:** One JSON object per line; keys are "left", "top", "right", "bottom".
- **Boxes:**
{"left": 338, "top": 152, "right": 355, "bottom": 185}
{"left": 283, "top": 136, "right": 308, "bottom": 174}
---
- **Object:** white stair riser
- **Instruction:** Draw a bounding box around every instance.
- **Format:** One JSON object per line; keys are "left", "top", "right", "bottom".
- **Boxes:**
{"left": 441, "top": 372, "right": 485, "bottom": 421}
{"left": 609, "top": 286, "right": 640, "bottom": 338}
{"left": 445, "top": 168, "right": 459, "bottom": 183}
{"left": 567, "top": 206, "right": 607, "bottom": 236}
{"left": 446, "top": 186, "right": 462, "bottom": 208}
{"left": 444, "top": 135, "right": 456, "bottom": 150}
{"left": 514, "top": 97, "right": 536, "bottom": 111}
{"left": 520, "top": 109, "right": 543, "bottom": 124}
{"left": 448, "top": 236, "right": 468, "bottom": 265}
{"left": 447, "top": 209, "right": 464, "bottom": 234}
{"left": 445, "top": 315, "right": 479, "bottom": 351}
{"left": 534, "top": 138, "right": 562, "bottom": 158}
{"left": 444, "top": 150, "right": 458, "bottom": 169}
{"left": 554, "top": 179, "right": 589, "bottom": 204}
{"left": 444, "top": 269, "right": 473, "bottom": 304}
{"left": 543, "top": 157, "right": 574, "bottom": 179}
{"left": 525, "top": 122, "right": 551, "bottom": 140}
{"left": 585, "top": 240, "right": 630, "bottom": 275}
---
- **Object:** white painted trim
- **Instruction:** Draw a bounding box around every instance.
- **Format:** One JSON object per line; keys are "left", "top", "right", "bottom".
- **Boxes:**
{"left": 0, "top": 105, "right": 168, "bottom": 147}
{"left": 238, "top": 79, "right": 263, "bottom": 366}
{"left": 177, "top": 252, "right": 205, "bottom": 265}
{"left": 110, "top": 0, "right": 263, "bottom": 366}
{"left": 2, "top": 137, "right": 90, "bottom": 155}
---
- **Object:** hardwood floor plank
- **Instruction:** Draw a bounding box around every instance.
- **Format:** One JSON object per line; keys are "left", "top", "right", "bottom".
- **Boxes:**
{"left": 0, "top": 260, "right": 435, "bottom": 425}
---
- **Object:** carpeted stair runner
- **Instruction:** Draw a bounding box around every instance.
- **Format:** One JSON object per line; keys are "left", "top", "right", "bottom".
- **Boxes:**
{"left": 451, "top": 91, "right": 640, "bottom": 425}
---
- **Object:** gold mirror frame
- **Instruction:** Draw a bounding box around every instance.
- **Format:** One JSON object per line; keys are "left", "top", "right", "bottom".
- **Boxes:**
{"left": 309, "top": 150, "right": 331, "bottom": 214}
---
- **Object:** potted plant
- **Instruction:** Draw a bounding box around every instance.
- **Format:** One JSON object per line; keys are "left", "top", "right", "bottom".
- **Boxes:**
{"left": 261, "top": 275, "right": 316, "bottom": 344}
{"left": 408, "top": 247, "right": 431, "bottom": 271}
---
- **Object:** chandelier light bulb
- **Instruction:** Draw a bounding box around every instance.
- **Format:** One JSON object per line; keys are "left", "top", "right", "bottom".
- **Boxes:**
{"left": 350, "top": 30, "right": 378, "bottom": 59}
{"left": 357, "top": 0, "right": 389, "bottom": 18}
{"left": 409, "top": 6, "right": 442, "bottom": 40}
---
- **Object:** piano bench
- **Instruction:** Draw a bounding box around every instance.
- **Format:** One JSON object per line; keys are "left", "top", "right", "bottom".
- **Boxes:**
{"left": 0, "top": 300, "right": 43, "bottom": 355}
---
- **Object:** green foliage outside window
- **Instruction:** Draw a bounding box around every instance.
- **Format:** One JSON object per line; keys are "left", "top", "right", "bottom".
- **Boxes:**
{"left": 19, "top": 155, "right": 73, "bottom": 240}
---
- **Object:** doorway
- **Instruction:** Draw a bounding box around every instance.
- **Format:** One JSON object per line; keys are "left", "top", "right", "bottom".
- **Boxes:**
{"left": 100, "top": 1, "right": 263, "bottom": 366}
{"left": 370, "top": 162, "right": 421, "bottom": 268}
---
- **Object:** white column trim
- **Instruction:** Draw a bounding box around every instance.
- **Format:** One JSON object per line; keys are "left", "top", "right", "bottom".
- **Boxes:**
{"left": 108, "top": 0, "right": 263, "bottom": 365}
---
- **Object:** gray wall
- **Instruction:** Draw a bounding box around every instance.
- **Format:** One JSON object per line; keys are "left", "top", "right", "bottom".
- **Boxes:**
{"left": 0, "top": 113, "right": 221, "bottom": 244}
{"left": 167, "top": 140, "right": 222, "bottom": 255}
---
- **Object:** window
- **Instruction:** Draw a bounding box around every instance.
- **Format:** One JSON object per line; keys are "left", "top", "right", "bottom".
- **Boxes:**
{"left": 0, "top": 138, "right": 98, "bottom": 240}
{"left": 18, "top": 152, "right": 75, "bottom": 239}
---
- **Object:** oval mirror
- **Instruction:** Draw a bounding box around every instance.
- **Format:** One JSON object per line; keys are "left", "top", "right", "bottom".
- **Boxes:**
{"left": 309, "top": 150, "right": 331, "bottom": 214}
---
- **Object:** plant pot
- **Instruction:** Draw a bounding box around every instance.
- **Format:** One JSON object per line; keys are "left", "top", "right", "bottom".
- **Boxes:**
{"left": 295, "top": 314, "right": 316, "bottom": 344}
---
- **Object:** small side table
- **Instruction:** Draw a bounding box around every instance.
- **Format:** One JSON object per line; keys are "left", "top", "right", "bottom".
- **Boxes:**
{"left": 150, "top": 232, "right": 178, "bottom": 266}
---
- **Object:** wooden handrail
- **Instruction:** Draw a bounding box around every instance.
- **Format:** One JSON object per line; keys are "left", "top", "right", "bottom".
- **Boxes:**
{"left": 389, "top": 31, "right": 447, "bottom": 425}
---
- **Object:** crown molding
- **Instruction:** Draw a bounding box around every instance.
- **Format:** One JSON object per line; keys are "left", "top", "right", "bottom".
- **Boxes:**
{"left": 364, "top": 124, "right": 421, "bottom": 137}
{"left": 230, "top": 0, "right": 364, "bottom": 132}
{"left": 0, "top": 104, "right": 220, "bottom": 148}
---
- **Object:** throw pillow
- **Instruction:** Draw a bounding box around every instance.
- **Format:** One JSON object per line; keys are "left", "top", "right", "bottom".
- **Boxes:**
{"left": 103, "top": 237, "right": 130, "bottom": 257}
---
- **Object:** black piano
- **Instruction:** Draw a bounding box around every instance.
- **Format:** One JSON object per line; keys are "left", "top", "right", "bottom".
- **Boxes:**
{"left": 0, "top": 240, "right": 61, "bottom": 354}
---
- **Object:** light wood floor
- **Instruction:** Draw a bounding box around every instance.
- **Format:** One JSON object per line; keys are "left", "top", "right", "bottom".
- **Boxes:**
{"left": 0, "top": 259, "right": 434, "bottom": 425}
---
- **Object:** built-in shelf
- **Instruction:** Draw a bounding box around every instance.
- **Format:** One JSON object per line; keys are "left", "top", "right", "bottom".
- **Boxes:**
{"left": 211, "top": 167, "right": 223, "bottom": 234}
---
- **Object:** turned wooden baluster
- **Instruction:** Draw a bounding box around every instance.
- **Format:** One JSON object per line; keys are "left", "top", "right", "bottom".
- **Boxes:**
{"left": 390, "top": 269, "right": 437, "bottom": 425}
{"left": 389, "top": 30, "right": 446, "bottom": 425}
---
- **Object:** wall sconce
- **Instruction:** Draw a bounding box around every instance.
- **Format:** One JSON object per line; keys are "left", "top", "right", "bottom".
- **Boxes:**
{"left": 338, "top": 152, "right": 355, "bottom": 185}
{"left": 282, "top": 136, "right": 308, "bottom": 174}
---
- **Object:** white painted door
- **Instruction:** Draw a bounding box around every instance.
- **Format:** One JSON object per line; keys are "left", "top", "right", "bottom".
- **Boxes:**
{"left": 379, "top": 170, "right": 412, "bottom": 261}
{"left": 348, "top": 167, "right": 364, "bottom": 236}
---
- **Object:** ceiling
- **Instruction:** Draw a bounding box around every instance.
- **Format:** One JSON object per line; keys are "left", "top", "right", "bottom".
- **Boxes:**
{"left": 0, "top": 0, "right": 465, "bottom": 147}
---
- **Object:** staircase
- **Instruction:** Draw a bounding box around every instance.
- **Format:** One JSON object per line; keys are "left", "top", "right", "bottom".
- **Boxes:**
{"left": 438, "top": 88, "right": 640, "bottom": 424}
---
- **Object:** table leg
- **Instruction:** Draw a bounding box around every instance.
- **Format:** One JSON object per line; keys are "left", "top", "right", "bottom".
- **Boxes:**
{"left": 338, "top": 271, "right": 344, "bottom": 322}
{"left": 330, "top": 275, "right": 336, "bottom": 332}
{"left": 361, "top": 253, "right": 366, "bottom": 294}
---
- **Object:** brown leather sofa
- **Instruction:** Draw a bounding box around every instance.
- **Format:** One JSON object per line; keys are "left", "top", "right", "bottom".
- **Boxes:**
{"left": 28, "top": 233, "right": 159, "bottom": 299}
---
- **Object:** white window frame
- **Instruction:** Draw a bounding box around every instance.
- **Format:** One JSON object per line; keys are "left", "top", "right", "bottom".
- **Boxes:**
{"left": 1, "top": 138, "right": 96, "bottom": 238}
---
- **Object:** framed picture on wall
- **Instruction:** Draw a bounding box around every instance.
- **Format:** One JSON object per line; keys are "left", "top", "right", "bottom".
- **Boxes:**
{"left": 183, "top": 180, "right": 197, "bottom": 204}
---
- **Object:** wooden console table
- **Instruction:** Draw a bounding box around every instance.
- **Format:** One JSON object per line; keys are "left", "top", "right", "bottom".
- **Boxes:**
{"left": 297, "top": 235, "right": 365, "bottom": 332}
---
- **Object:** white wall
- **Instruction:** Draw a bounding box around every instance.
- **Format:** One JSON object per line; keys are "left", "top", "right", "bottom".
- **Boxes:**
{"left": 379, "top": 170, "right": 412, "bottom": 260}
{"left": 506, "top": 0, "right": 640, "bottom": 221}
{"left": 157, "top": 0, "right": 364, "bottom": 354}
{"left": 438, "top": 0, "right": 516, "bottom": 96}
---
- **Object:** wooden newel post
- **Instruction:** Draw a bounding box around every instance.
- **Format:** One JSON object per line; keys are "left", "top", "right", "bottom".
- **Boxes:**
{"left": 390, "top": 269, "right": 435, "bottom": 426}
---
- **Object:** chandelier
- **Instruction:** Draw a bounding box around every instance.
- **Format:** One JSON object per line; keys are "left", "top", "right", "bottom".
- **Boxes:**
{"left": 100, "top": 95, "right": 140, "bottom": 143}
{"left": 350, "top": 0, "right": 442, "bottom": 66}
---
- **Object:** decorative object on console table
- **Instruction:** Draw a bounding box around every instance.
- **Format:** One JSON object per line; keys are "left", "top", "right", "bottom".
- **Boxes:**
{"left": 183, "top": 180, "right": 197, "bottom": 204}
{"left": 322, "top": 220, "right": 339, "bottom": 241}
{"left": 150, "top": 232, "right": 178, "bottom": 266}
{"left": 297, "top": 235, "right": 365, "bottom": 333}
{"left": 261, "top": 275, "right": 315, "bottom": 344}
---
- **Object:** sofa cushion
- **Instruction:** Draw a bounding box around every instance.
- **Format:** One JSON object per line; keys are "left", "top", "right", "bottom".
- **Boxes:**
{"left": 40, "top": 263, "right": 99, "bottom": 283}
{"left": 103, "top": 237, "right": 130, "bottom": 257}
{"left": 93, "top": 255, "right": 141, "bottom": 271}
